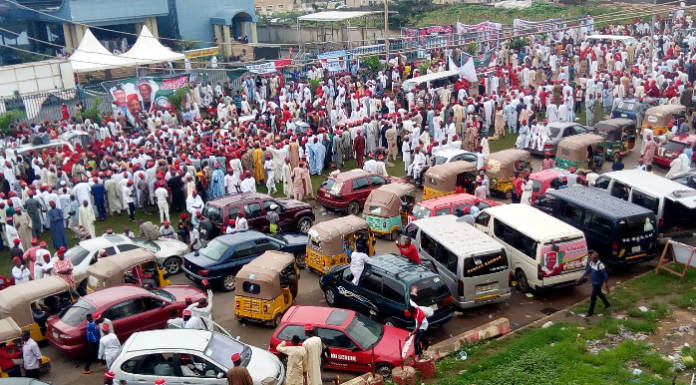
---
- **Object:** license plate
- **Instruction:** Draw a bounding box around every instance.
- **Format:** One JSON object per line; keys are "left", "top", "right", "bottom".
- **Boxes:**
{"left": 430, "top": 304, "right": 438, "bottom": 311}
{"left": 52, "top": 332, "right": 58, "bottom": 339}
{"left": 325, "top": 193, "right": 331, "bottom": 198}
{"left": 632, "top": 246, "right": 641, "bottom": 253}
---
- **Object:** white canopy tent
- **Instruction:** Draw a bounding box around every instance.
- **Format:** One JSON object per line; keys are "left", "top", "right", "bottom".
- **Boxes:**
{"left": 119, "top": 25, "right": 185, "bottom": 65}
{"left": 68, "top": 29, "right": 137, "bottom": 72}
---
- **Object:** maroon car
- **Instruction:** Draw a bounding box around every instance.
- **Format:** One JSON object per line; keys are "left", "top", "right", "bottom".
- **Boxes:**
{"left": 317, "top": 170, "right": 404, "bottom": 215}
{"left": 46, "top": 284, "right": 206, "bottom": 357}
{"left": 199, "top": 193, "right": 315, "bottom": 240}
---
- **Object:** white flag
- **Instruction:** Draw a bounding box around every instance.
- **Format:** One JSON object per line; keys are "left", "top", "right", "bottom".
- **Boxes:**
{"left": 460, "top": 57, "right": 478, "bottom": 82}
{"left": 449, "top": 57, "right": 459, "bottom": 72}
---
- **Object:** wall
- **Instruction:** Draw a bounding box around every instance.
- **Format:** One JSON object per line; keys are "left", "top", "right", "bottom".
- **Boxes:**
{"left": 257, "top": 25, "right": 400, "bottom": 46}
{"left": 0, "top": 60, "right": 76, "bottom": 98}
{"left": 175, "top": 0, "right": 257, "bottom": 44}
{"left": 39, "top": 0, "right": 168, "bottom": 24}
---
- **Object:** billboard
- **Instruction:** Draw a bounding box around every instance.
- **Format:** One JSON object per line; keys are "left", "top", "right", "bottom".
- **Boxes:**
{"left": 102, "top": 74, "right": 190, "bottom": 126}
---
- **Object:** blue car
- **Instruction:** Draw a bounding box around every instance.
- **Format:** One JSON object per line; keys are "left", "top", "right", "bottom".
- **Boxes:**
{"left": 182, "top": 230, "right": 308, "bottom": 291}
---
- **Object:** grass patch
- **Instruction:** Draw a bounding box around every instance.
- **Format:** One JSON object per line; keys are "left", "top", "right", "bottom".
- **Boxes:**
{"left": 432, "top": 267, "right": 696, "bottom": 385}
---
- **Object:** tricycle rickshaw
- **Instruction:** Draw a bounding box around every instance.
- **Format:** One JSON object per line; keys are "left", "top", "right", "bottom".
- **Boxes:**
{"left": 363, "top": 183, "right": 417, "bottom": 240}
{"left": 306, "top": 215, "right": 375, "bottom": 274}
{"left": 0, "top": 317, "right": 51, "bottom": 377}
{"left": 593, "top": 118, "right": 637, "bottom": 160}
{"left": 642, "top": 105, "right": 687, "bottom": 136}
{"left": 555, "top": 133, "right": 606, "bottom": 170}
{"left": 423, "top": 161, "right": 477, "bottom": 200}
{"left": 233, "top": 251, "right": 299, "bottom": 326}
{"left": 486, "top": 149, "right": 532, "bottom": 197}
{"left": 85, "top": 249, "right": 172, "bottom": 293}
{"left": 0, "top": 276, "right": 77, "bottom": 343}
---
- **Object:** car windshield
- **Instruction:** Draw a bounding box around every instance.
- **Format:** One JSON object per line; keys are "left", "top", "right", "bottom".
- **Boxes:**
{"left": 199, "top": 239, "right": 229, "bottom": 261}
{"left": 270, "top": 234, "right": 289, "bottom": 245}
{"left": 664, "top": 141, "right": 686, "bottom": 153}
{"left": 149, "top": 288, "right": 175, "bottom": 302}
{"left": 203, "top": 205, "right": 223, "bottom": 223}
{"left": 411, "top": 277, "right": 451, "bottom": 306}
{"left": 320, "top": 178, "right": 336, "bottom": 191}
{"left": 65, "top": 246, "right": 90, "bottom": 265}
{"left": 345, "top": 312, "right": 383, "bottom": 350}
{"left": 532, "top": 180, "right": 542, "bottom": 192}
{"left": 329, "top": 181, "right": 344, "bottom": 195}
{"left": 129, "top": 238, "right": 161, "bottom": 252}
{"left": 205, "top": 332, "right": 252, "bottom": 368}
{"left": 59, "top": 299, "right": 97, "bottom": 327}
{"left": 410, "top": 204, "right": 431, "bottom": 219}
{"left": 548, "top": 126, "right": 562, "bottom": 137}
{"left": 434, "top": 155, "right": 448, "bottom": 165}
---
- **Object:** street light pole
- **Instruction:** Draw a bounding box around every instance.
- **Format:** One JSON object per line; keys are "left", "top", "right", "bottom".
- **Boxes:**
{"left": 649, "top": 0, "right": 656, "bottom": 62}
{"left": 384, "top": 0, "right": 389, "bottom": 61}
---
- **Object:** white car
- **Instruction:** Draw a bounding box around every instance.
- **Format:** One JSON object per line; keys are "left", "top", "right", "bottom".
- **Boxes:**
{"left": 60, "top": 234, "right": 189, "bottom": 293}
{"left": 433, "top": 149, "right": 478, "bottom": 165}
{"left": 111, "top": 329, "right": 284, "bottom": 385}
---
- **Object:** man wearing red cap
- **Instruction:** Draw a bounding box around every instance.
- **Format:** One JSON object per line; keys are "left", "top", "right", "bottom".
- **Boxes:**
{"left": 11, "top": 256, "right": 29, "bottom": 285}
{"left": 98, "top": 321, "right": 121, "bottom": 369}
{"left": 159, "top": 221, "right": 177, "bottom": 240}
{"left": 226, "top": 352, "right": 252, "bottom": 385}
{"left": 263, "top": 153, "right": 278, "bottom": 194}
{"left": 0, "top": 341, "right": 22, "bottom": 377}
{"left": 275, "top": 335, "right": 306, "bottom": 385}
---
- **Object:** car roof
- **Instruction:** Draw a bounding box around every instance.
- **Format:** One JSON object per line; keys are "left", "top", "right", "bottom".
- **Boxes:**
{"left": 330, "top": 169, "right": 371, "bottom": 181}
{"left": 126, "top": 329, "right": 212, "bottom": 352}
{"left": 211, "top": 230, "right": 266, "bottom": 244}
{"left": 369, "top": 254, "right": 441, "bottom": 283}
{"left": 599, "top": 170, "right": 696, "bottom": 197}
{"left": 435, "top": 149, "right": 472, "bottom": 158}
{"left": 547, "top": 122, "right": 578, "bottom": 128}
{"left": 415, "top": 193, "right": 478, "bottom": 208}
{"left": 82, "top": 284, "right": 158, "bottom": 307}
{"left": 414, "top": 215, "right": 505, "bottom": 255}
{"left": 77, "top": 234, "right": 128, "bottom": 250}
{"left": 547, "top": 187, "right": 654, "bottom": 219}
{"left": 207, "top": 192, "right": 271, "bottom": 208}
{"left": 596, "top": 118, "right": 634, "bottom": 126}
{"left": 285, "top": 306, "right": 348, "bottom": 327}
{"left": 530, "top": 169, "right": 565, "bottom": 181}
{"left": 483, "top": 204, "right": 584, "bottom": 241}
{"left": 669, "top": 134, "right": 696, "bottom": 144}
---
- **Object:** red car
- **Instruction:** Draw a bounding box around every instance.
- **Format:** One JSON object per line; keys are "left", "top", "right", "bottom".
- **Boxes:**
{"left": 654, "top": 134, "right": 696, "bottom": 167}
{"left": 529, "top": 168, "right": 570, "bottom": 203}
{"left": 408, "top": 193, "right": 501, "bottom": 223}
{"left": 269, "top": 306, "right": 416, "bottom": 377}
{"left": 46, "top": 284, "right": 206, "bottom": 357}
{"left": 317, "top": 170, "right": 404, "bottom": 215}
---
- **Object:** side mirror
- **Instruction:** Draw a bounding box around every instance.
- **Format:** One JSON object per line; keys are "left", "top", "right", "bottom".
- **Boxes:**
{"left": 217, "top": 372, "right": 225, "bottom": 379}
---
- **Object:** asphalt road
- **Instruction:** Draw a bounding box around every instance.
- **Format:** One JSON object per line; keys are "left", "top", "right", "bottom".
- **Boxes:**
{"left": 37, "top": 142, "right": 675, "bottom": 385}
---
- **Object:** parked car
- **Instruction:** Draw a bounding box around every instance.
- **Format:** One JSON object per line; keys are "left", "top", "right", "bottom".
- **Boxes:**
{"left": 432, "top": 149, "right": 478, "bottom": 165}
{"left": 669, "top": 169, "right": 696, "bottom": 188}
{"left": 317, "top": 170, "right": 404, "bottom": 215}
{"left": 408, "top": 193, "right": 501, "bottom": 223}
{"left": 46, "top": 284, "right": 205, "bottom": 357}
{"left": 269, "top": 306, "right": 416, "bottom": 377}
{"left": 61, "top": 234, "right": 189, "bottom": 294}
{"left": 533, "top": 122, "right": 590, "bottom": 155}
{"left": 199, "top": 193, "right": 315, "bottom": 240}
{"left": 529, "top": 168, "right": 570, "bottom": 203}
{"left": 319, "top": 254, "right": 454, "bottom": 329}
{"left": 653, "top": 134, "right": 696, "bottom": 167}
{"left": 182, "top": 230, "right": 308, "bottom": 291}
{"left": 110, "top": 329, "right": 284, "bottom": 385}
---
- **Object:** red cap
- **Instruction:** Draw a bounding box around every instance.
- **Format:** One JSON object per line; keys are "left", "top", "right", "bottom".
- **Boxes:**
{"left": 154, "top": 380, "right": 166, "bottom": 385}
{"left": 304, "top": 324, "right": 314, "bottom": 332}
{"left": 163, "top": 221, "right": 170, "bottom": 226}
{"left": 185, "top": 296, "right": 192, "bottom": 302}
{"left": 231, "top": 353, "right": 241, "bottom": 362}
{"left": 104, "top": 372, "right": 116, "bottom": 379}
{"left": 182, "top": 309, "right": 192, "bottom": 316}
{"left": 102, "top": 323, "right": 110, "bottom": 331}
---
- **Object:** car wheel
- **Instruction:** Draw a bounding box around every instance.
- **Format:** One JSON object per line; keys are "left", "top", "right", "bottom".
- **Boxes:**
{"left": 39, "top": 361, "right": 51, "bottom": 376}
{"left": 325, "top": 287, "right": 337, "bottom": 306}
{"left": 383, "top": 317, "right": 396, "bottom": 327}
{"left": 390, "top": 229, "right": 400, "bottom": 241}
{"left": 294, "top": 252, "right": 307, "bottom": 269}
{"left": 77, "top": 280, "right": 88, "bottom": 296}
{"left": 163, "top": 257, "right": 182, "bottom": 275}
{"left": 273, "top": 313, "right": 283, "bottom": 327}
{"left": 221, "top": 275, "right": 236, "bottom": 292}
{"left": 516, "top": 270, "right": 530, "bottom": 293}
{"left": 297, "top": 216, "right": 313, "bottom": 234}
{"left": 347, "top": 201, "right": 360, "bottom": 215}
{"left": 375, "top": 363, "right": 393, "bottom": 377}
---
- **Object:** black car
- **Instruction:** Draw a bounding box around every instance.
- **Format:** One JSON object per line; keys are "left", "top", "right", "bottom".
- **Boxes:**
{"left": 182, "top": 230, "right": 308, "bottom": 291}
{"left": 319, "top": 254, "right": 454, "bottom": 329}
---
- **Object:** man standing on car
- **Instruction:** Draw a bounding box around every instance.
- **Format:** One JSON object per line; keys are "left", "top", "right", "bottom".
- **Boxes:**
{"left": 576, "top": 250, "right": 610, "bottom": 318}
{"left": 407, "top": 304, "right": 429, "bottom": 360}
{"left": 349, "top": 243, "right": 370, "bottom": 285}
{"left": 396, "top": 237, "right": 421, "bottom": 264}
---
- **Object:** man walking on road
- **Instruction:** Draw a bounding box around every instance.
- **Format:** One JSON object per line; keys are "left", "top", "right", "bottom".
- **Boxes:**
{"left": 576, "top": 250, "right": 610, "bottom": 318}
{"left": 21, "top": 329, "right": 42, "bottom": 379}
{"left": 84, "top": 313, "right": 100, "bottom": 374}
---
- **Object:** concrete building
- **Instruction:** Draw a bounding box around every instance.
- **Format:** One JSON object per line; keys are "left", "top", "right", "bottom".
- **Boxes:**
{"left": 7, "top": 0, "right": 258, "bottom": 58}
{"left": 254, "top": 0, "right": 296, "bottom": 15}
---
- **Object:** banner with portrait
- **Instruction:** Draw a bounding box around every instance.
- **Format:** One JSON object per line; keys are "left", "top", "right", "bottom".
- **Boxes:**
{"left": 318, "top": 51, "right": 348, "bottom": 73}
{"left": 102, "top": 74, "right": 190, "bottom": 126}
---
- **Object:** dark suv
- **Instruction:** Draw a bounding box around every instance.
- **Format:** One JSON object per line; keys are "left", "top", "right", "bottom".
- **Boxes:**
{"left": 319, "top": 254, "right": 454, "bottom": 329}
{"left": 199, "top": 193, "right": 315, "bottom": 240}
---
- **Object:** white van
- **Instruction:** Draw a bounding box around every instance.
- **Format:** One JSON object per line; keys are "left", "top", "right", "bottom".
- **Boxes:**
{"left": 402, "top": 70, "right": 459, "bottom": 93}
{"left": 403, "top": 215, "right": 511, "bottom": 309}
{"left": 585, "top": 35, "right": 638, "bottom": 47}
{"left": 591, "top": 170, "right": 696, "bottom": 241}
{"left": 475, "top": 205, "right": 588, "bottom": 293}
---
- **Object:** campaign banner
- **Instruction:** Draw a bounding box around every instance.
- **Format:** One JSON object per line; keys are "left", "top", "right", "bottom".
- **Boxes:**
{"left": 513, "top": 18, "right": 565, "bottom": 40}
{"left": 102, "top": 74, "right": 190, "bottom": 126}
{"left": 461, "top": 51, "right": 497, "bottom": 73}
{"left": 318, "top": 51, "right": 347, "bottom": 73}
{"left": 245, "top": 59, "right": 291, "bottom": 74}
{"left": 455, "top": 21, "right": 502, "bottom": 45}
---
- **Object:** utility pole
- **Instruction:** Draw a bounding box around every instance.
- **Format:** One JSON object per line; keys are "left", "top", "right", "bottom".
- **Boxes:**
{"left": 384, "top": 0, "right": 389, "bottom": 61}
{"left": 649, "top": 0, "right": 656, "bottom": 62}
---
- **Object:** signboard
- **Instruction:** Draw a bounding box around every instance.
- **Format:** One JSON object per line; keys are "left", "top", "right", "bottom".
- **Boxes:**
{"left": 318, "top": 51, "right": 347, "bottom": 73}
{"left": 539, "top": 239, "right": 588, "bottom": 277}
{"left": 656, "top": 240, "right": 696, "bottom": 282}
{"left": 245, "top": 59, "right": 291, "bottom": 74}
{"left": 102, "top": 74, "right": 190, "bottom": 126}
{"left": 461, "top": 51, "right": 497, "bottom": 74}
{"left": 184, "top": 47, "right": 219, "bottom": 59}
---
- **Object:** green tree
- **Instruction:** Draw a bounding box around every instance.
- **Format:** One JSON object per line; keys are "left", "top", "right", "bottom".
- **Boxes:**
{"left": 80, "top": 99, "right": 103, "bottom": 126}
{"left": 167, "top": 86, "right": 190, "bottom": 115}
{"left": 0, "top": 109, "right": 25, "bottom": 135}
{"left": 362, "top": 55, "right": 384, "bottom": 76}
{"left": 388, "top": 0, "right": 441, "bottom": 29}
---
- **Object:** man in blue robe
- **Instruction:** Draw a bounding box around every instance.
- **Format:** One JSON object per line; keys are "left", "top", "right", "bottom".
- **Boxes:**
{"left": 309, "top": 137, "right": 326, "bottom": 175}
{"left": 47, "top": 201, "right": 68, "bottom": 249}
{"left": 207, "top": 163, "right": 225, "bottom": 199}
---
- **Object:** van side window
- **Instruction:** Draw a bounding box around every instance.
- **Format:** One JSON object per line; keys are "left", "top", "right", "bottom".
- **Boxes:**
{"left": 382, "top": 277, "right": 405, "bottom": 303}
{"left": 559, "top": 201, "right": 584, "bottom": 226}
{"left": 403, "top": 223, "right": 419, "bottom": 239}
{"left": 493, "top": 220, "right": 537, "bottom": 259}
{"left": 587, "top": 212, "right": 612, "bottom": 233}
{"left": 475, "top": 212, "right": 490, "bottom": 227}
{"left": 420, "top": 233, "right": 457, "bottom": 274}
{"left": 361, "top": 271, "right": 382, "bottom": 294}
{"left": 630, "top": 190, "right": 659, "bottom": 215}
{"left": 611, "top": 182, "right": 628, "bottom": 199}
{"left": 594, "top": 176, "right": 611, "bottom": 189}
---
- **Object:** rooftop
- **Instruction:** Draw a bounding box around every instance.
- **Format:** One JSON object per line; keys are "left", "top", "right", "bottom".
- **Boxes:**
{"left": 547, "top": 187, "right": 654, "bottom": 218}
{"left": 370, "top": 254, "right": 440, "bottom": 283}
